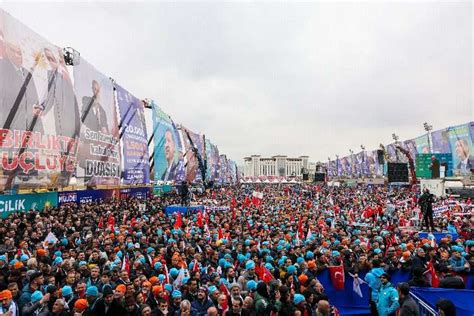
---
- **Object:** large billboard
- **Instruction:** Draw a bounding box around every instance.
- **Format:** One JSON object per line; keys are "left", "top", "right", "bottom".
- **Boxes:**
{"left": 0, "top": 9, "right": 79, "bottom": 190}
{"left": 115, "top": 84, "right": 149, "bottom": 184}
{"left": 431, "top": 128, "right": 451, "bottom": 154}
{"left": 73, "top": 59, "right": 120, "bottom": 186}
{"left": 151, "top": 102, "right": 184, "bottom": 183}
{"left": 447, "top": 123, "right": 473, "bottom": 175}
{"left": 180, "top": 125, "right": 201, "bottom": 183}
{"left": 0, "top": 192, "right": 57, "bottom": 218}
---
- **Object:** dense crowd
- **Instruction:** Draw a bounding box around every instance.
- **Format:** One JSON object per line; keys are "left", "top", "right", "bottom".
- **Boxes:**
{"left": 0, "top": 183, "right": 472, "bottom": 316}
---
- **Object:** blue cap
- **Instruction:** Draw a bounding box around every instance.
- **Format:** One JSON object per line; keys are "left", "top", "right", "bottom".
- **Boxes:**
{"left": 9, "top": 259, "right": 17, "bottom": 266}
{"left": 0, "top": 255, "right": 6, "bottom": 262}
{"left": 20, "top": 254, "right": 29, "bottom": 262}
{"left": 31, "top": 291, "right": 43, "bottom": 303}
{"left": 265, "top": 263, "right": 274, "bottom": 270}
{"left": 306, "top": 251, "right": 314, "bottom": 259}
{"left": 54, "top": 251, "right": 62, "bottom": 258}
{"left": 61, "top": 238, "right": 68, "bottom": 246}
{"left": 158, "top": 274, "right": 165, "bottom": 282}
{"left": 86, "top": 286, "right": 99, "bottom": 297}
{"left": 154, "top": 262, "right": 162, "bottom": 270}
{"left": 247, "top": 280, "right": 257, "bottom": 291}
{"left": 147, "top": 247, "right": 155, "bottom": 254}
{"left": 297, "top": 257, "right": 305, "bottom": 265}
{"left": 237, "top": 254, "right": 246, "bottom": 263}
{"left": 182, "top": 277, "right": 190, "bottom": 285}
{"left": 374, "top": 249, "right": 382, "bottom": 255}
{"left": 287, "top": 265, "right": 296, "bottom": 275}
{"left": 294, "top": 293, "right": 305, "bottom": 305}
{"left": 53, "top": 257, "right": 63, "bottom": 266}
{"left": 332, "top": 251, "right": 340, "bottom": 257}
{"left": 164, "top": 284, "right": 173, "bottom": 293}
{"left": 79, "top": 261, "right": 87, "bottom": 268}
{"left": 62, "top": 285, "right": 73, "bottom": 297}
{"left": 127, "top": 242, "right": 134, "bottom": 249}
{"left": 172, "top": 290, "right": 182, "bottom": 299}
{"left": 170, "top": 268, "right": 179, "bottom": 278}
{"left": 245, "top": 260, "right": 255, "bottom": 270}
{"left": 208, "top": 285, "right": 218, "bottom": 294}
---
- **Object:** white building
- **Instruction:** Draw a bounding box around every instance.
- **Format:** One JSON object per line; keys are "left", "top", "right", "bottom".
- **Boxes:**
{"left": 243, "top": 155, "right": 310, "bottom": 177}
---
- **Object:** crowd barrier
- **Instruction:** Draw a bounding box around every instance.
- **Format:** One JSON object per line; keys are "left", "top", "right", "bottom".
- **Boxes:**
{"left": 317, "top": 269, "right": 474, "bottom": 316}
{"left": 418, "top": 232, "right": 459, "bottom": 243}
{"left": 0, "top": 187, "right": 151, "bottom": 218}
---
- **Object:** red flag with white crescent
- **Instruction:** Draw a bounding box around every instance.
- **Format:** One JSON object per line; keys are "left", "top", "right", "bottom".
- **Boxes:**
{"left": 328, "top": 264, "right": 345, "bottom": 290}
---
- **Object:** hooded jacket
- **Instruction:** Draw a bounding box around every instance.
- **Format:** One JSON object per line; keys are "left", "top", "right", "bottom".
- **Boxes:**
{"left": 364, "top": 267, "right": 384, "bottom": 302}
{"left": 376, "top": 282, "right": 399, "bottom": 316}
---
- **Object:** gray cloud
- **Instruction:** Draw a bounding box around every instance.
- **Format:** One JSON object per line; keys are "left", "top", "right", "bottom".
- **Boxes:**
{"left": 2, "top": 1, "right": 472, "bottom": 164}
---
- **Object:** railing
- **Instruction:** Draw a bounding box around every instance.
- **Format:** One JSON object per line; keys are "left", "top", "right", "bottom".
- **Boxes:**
{"left": 410, "top": 291, "right": 437, "bottom": 316}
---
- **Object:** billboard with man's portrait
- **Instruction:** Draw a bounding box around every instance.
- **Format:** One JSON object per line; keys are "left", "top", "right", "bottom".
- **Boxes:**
{"left": 151, "top": 102, "right": 184, "bottom": 183}
{"left": 115, "top": 84, "right": 149, "bottom": 184}
{"left": 0, "top": 9, "right": 79, "bottom": 190}
{"left": 73, "top": 59, "right": 121, "bottom": 186}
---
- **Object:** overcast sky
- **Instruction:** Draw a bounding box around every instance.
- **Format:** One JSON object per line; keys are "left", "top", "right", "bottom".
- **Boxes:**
{"left": 2, "top": 1, "right": 472, "bottom": 165}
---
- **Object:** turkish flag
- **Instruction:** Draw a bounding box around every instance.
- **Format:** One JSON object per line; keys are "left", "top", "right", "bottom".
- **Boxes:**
{"left": 98, "top": 217, "right": 104, "bottom": 229}
{"left": 426, "top": 261, "right": 439, "bottom": 287}
{"left": 231, "top": 197, "right": 237, "bottom": 208}
{"left": 218, "top": 227, "right": 223, "bottom": 240}
{"left": 107, "top": 214, "right": 115, "bottom": 231}
{"left": 297, "top": 217, "right": 304, "bottom": 240}
{"left": 174, "top": 213, "right": 182, "bottom": 229}
{"left": 243, "top": 197, "right": 251, "bottom": 208}
{"left": 328, "top": 265, "right": 345, "bottom": 290}
{"left": 197, "top": 211, "right": 203, "bottom": 227}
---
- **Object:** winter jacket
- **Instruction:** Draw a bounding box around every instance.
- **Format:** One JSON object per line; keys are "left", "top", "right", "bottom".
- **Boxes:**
{"left": 253, "top": 292, "right": 270, "bottom": 315}
{"left": 449, "top": 256, "right": 468, "bottom": 272}
{"left": 22, "top": 301, "right": 50, "bottom": 316}
{"left": 376, "top": 282, "right": 399, "bottom": 316}
{"left": 18, "top": 284, "right": 35, "bottom": 309}
{"left": 399, "top": 296, "right": 419, "bottom": 316}
{"left": 191, "top": 298, "right": 214, "bottom": 316}
{"left": 364, "top": 267, "right": 384, "bottom": 302}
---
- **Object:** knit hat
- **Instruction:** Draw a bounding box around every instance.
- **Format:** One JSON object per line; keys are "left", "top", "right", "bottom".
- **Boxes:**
{"left": 86, "top": 286, "right": 99, "bottom": 297}
{"left": 247, "top": 280, "right": 257, "bottom": 291}
{"left": 152, "top": 285, "right": 163, "bottom": 296}
{"left": 0, "top": 290, "right": 12, "bottom": 300}
{"left": 62, "top": 286, "right": 73, "bottom": 297}
{"left": 172, "top": 290, "right": 182, "bottom": 299}
{"left": 293, "top": 294, "right": 305, "bottom": 305}
{"left": 245, "top": 260, "right": 256, "bottom": 270}
{"left": 115, "top": 284, "right": 126, "bottom": 294}
{"left": 74, "top": 299, "right": 88, "bottom": 312}
{"left": 31, "top": 291, "right": 43, "bottom": 303}
{"left": 154, "top": 262, "right": 162, "bottom": 270}
{"left": 208, "top": 285, "right": 218, "bottom": 295}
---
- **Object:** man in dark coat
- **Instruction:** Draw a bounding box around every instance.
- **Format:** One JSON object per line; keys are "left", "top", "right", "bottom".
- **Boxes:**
{"left": 90, "top": 285, "right": 125, "bottom": 316}
{"left": 397, "top": 283, "right": 419, "bottom": 316}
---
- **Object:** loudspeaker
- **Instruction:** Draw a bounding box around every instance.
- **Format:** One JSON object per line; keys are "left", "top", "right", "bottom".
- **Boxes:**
{"left": 387, "top": 163, "right": 408, "bottom": 183}
{"left": 314, "top": 173, "right": 326, "bottom": 182}
{"left": 377, "top": 150, "right": 384, "bottom": 165}
{"left": 302, "top": 173, "right": 309, "bottom": 181}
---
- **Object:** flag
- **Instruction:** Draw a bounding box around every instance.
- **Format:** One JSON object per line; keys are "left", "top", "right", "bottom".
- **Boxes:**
{"left": 231, "top": 197, "right": 237, "bottom": 208}
{"left": 172, "top": 268, "right": 188, "bottom": 290}
{"left": 220, "top": 283, "right": 230, "bottom": 297}
{"left": 426, "top": 261, "right": 439, "bottom": 288}
{"left": 163, "top": 263, "right": 170, "bottom": 284}
{"left": 122, "top": 254, "right": 130, "bottom": 274}
{"left": 197, "top": 211, "right": 203, "bottom": 227}
{"left": 328, "top": 265, "right": 345, "bottom": 290}
{"left": 107, "top": 214, "right": 115, "bottom": 231}
{"left": 43, "top": 232, "right": 58, "bottom": 245}
{"left": 350, "top": 273, "right": 364, "bottom": 298}
{"left": 243, "top": 197, "right": 251, "bottom": 208}
{"left": 297, "top": 217, "right": 303, "bottom": 240}
{"left": 256, "top": 264, "right": 275, "bottom": 283}
{"left": 174, "top": 212, "right": 182, "bottom": 229}
{"left": 218, "top": 227, "right": 223, "bottom": 240}
{"left": 98, "top": 217, "right": 104, "bottom": 229}
{"left": 252, "top": 196, "right": 261, "bottom": 207}
{"left": 192, "top": 260, "right": 200, "bottom": 273}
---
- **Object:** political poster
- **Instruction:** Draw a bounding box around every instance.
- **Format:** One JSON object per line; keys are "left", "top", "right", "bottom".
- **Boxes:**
{"left": 414, "top": 135, "right": 430, "bottom": 155}
{"left": 403, "top": 139, "right": 418, "bottom": 161}
{"left": 0, "top": 9, "right": 79, "bottom": 190}
{"left": 73, "top": 59, "right": 120, "bottom": 186}
{"left": 151, "top": 102, "right": 184, "bottom": 183}
{"left": 115, "top": 84, "right": 149, "bottom": 184}
{"left": 386, "top": 143, "right": 398, "bottom": 162}
{"left": 0, "top": 191, "right": 57, "bottom": 218}
{"left": 431, "top": 128, "right": 451, "bottom": 154}
{"left": 447, "top": 123, "right": 473, "bottom": 175}
{"left": 179, "top": 125, "right": 201, "bottom": 183}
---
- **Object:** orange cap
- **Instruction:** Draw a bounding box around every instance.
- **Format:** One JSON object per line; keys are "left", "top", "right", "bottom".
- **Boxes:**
{"left": 0, "top": 290, "right": 12, "bottom": 300}
{"left": 402, "top": 251, "right": 411, "bottom": 259}
{"left": 74, "top": 299, "right": 88, "bottom": 312}
{"left": 307, "top": 260, "right": 316, "bottom": 269}
{"left": 37, "top": 249, "right": 46, "bottom": 256}
{"left": 149, "top": 276, "right": 158, "bottom": 285}
{"left": 142, "top": 281, "right": 151, "bottom": 288}
{"left": 115, "top": 284, "right": 126, "bottom": 294}
{"left": 13, "top": 261, "right": 24, "bottom": 269}
{"left": 152, "top": 285, "right": 163, "bottom": 296}
{"left": 298, "top": 274, "right": 308, "bottom": 284}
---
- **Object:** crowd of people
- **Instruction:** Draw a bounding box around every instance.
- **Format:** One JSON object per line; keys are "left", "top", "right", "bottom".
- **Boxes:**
{"left": 0, "top": 183, "right": 472, "bottom": 316}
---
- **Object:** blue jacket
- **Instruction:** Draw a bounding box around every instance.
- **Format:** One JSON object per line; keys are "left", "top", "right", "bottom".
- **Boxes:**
{"left": 191, "top": 298, "right": 214, "bottom": 316}
{"left": 18, "top": 284, "right": 34, "bottom": 309}
{"left": 449, "top": 256, "right": 467, "bottom": 272}
{"left": 364, "top": 267, "right": 384, "bottom": 301}
{"left": 376, "top": 282, "right": 399, "bottom": 316}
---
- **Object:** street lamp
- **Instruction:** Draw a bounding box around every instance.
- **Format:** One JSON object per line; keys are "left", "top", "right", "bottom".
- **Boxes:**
{"left": 423, "top": 122, "right": 433, "bottom": 153}
{"left": 335, "top": 154, "right": 339, "bottom": 177}
{"left": 360, "top": 145, "right": 366, "bottom": 177}
{"left": 349, "top": 149, "right": 354, "bottom": 177}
